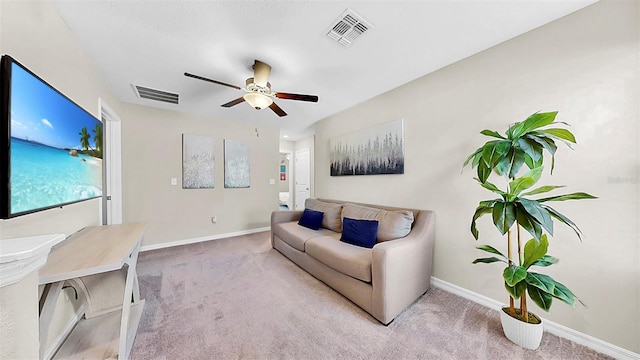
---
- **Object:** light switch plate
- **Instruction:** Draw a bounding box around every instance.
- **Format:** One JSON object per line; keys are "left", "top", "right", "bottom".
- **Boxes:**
{"left": 170, "top": 178, "right": 177, "bottom": 186}
{"left": 269, "top": 179, "right": 276, "bottom": 185}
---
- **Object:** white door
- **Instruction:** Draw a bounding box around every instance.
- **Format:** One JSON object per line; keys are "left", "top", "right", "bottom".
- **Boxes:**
{"left": 295, "top": 148, "right": 310, "bottom": 210}
{"left": 100, "top": 99, "right": 123, "bottom": 225}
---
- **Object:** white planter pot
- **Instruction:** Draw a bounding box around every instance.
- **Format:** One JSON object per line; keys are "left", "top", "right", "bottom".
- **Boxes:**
{"left": 499, "top": 307, "right": 544, "bottom": 350}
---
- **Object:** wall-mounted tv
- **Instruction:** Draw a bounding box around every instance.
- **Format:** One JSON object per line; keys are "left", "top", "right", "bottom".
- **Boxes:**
{"left": 1, "top": 55, "right": 103, "bottom": 219}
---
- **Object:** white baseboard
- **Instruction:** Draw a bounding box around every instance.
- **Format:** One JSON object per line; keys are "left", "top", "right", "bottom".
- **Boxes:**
{"left": 43, "top": 305, "right": 84, "bottom": 360}
{"left": 431, "top": 277, "right": 639, "bottom": 360}
{"left": 140, "top": 227, "right": 271, "bottom": 252}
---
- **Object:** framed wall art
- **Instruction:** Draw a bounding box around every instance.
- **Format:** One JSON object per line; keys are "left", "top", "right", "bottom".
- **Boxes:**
{"left": 182, "top": 134, "right": 214, "bottom": 189}
{"left": 329, "top": 119, "right": 404, "bottom": 176}
{"left": 224, "top": 139, "right": 250, "bottom": 188}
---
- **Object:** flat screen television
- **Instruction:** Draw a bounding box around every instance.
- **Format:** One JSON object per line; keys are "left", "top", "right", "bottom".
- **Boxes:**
{"left": 0, "top": 55, "right": 103, "bottom": 219}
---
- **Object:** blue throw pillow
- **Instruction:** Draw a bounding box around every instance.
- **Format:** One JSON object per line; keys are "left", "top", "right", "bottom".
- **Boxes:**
{"left": 298, "top": 208, "right": 324, "bottom": 230}
{"left": 340, "top": 217, "right": 379, "bottom": 248}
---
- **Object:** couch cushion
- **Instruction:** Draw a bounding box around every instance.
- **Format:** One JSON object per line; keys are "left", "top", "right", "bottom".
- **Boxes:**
{"left": 340, "top": 217, "right": 379, "bottom": 249}
{"left": 272, "top": 221, "right": 336, "bottom": 252}
{"left": 298, "top": 208, "right": 324, "bottom": 230}
{"left": 342, "top": 203, "right": 414, "bottom": 242}
{"left": 306, "top": 236, "right": 372, "bottom": 282}
{"left": 305, "top": 198, "right": 344, "bottom": 232}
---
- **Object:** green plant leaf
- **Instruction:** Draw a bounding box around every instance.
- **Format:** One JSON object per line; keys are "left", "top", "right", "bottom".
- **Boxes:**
{"left": 508, "top": 149, "right": 527, "bottom": 179}
{"left": 551, "top": 280, "right": 577, "bottom": 306}
{"left": 505, "top": 281, "right": 527, "bottom": 300}
{"left": 473, "top": 257, "right": 506, "bottom": 264}
{"left": 495, "top": 140, "right": 511, "bottom": 155}
{"left": 518, "top": 111, "right": 558, "bottom": 135}
{"left": 481, "top": 141, "right": 501, "bottom": 167}
{"left": 495, "top": 154, "right": 511, "bottom": 176}
{"left": 492, "top": 201, "right": 516, "bottom": 235}
{"left": 527, "top": 284, "right": 553, "bottom": 311}
{"left": 506, "top": 121, "right": 523, "bottom": 139}
{"left": 518, "top": 198, "right": 554, "bottom": 235}
{"left": 503, "top": 265, "right": 527, "bottom": 287}
{"left": 517, "top": 137, "right": 544, "bottom": 162}
{"left": 528, "top": 273, "right": 578, "bottom": 307}
{"left": 477, "top": 162, "right": 491, "bottom": 183}
{"left": 521, "top": 185, "right": 566, "bottom": 196}
{"left": 538, "top": 128, "right": 577, "bottom": 143}
{"left": 536, "top": 192, "right": 598, "bottom": 203}
{"left": 477, "top": 179, "right": 507, "bottom": 196}
{"left": 463, "top": 147, "right": 482, "bottom": 168}
{"left": 526, "top": 134, "right": 558, "bottom": 155}
{"left": 523, "top": 153, "right": 543, "bottom": 170}
{"left": 471, "top": 205, "right": 493, "bottom": 240}
{"left": 543, "top": 205, "right": 584, "bottom": 241}
{"left": 515, "top": 203, "right": 543, "bottom": 241}
{"left": 508, "top": 167, "right": 543, "bottom": 196}
{"left": 525, "top": 272, "right": 555, "bottom": 293}
{"left": 480, "top": 129, "right": 506, "bottom": 139}
{"left": 479, "top": 199, "right": 499, "bottom": 207}
{"left": 476, "top": 244, "right": 507, "bottom": 258}
{"left": 531, "top": 255, "right": 559, "bottom": 267}
{"left": 522, "top": 234, "right": 549, "bottom": 269}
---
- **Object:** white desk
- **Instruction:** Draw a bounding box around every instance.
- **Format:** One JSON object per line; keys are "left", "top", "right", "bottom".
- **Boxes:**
{"left": 39, "top": 222, "right": 147, "bottom": 360}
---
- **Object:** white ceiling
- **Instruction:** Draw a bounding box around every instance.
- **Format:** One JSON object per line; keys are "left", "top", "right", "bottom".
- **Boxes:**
{"left": 52, "top": 0, "right": 597, "bottom": 141}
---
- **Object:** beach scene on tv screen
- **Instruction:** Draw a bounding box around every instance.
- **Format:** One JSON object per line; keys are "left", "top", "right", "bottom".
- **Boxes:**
{"left": 9, "top": 63, "right": 102, "bottom": 215}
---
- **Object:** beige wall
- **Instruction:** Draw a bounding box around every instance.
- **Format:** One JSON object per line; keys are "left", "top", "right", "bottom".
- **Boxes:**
{"left": 0, "top": 0, "right": 122, "bottom": 355}
{"left": 0, "top": 1, "right": 120, "bottom": 239}
{"left": 0, "top": 0, "right": 281, "bottom": 354}
{"left": 315, "top": 0, "right": 639, "bottom": 353}
{"left": 120, "top": 103, "right": 280, "bottom": 247}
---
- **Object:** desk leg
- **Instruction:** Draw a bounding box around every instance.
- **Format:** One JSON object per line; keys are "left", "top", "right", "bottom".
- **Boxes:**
{"left": 39, "top": 282, "right": 63, "bottom": 360}
{"left": 132, "top": 272, "right": 140, "bottom": 303}
{"left": 118, "top": 241, "right": 142, "bottom": 359}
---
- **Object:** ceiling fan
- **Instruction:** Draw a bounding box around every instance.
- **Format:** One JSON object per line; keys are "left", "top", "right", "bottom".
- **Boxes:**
{"left": 184, "top": 60, "right": 319, "bottom": 117}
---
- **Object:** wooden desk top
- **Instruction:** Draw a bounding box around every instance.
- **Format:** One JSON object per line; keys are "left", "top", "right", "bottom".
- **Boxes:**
{"left": 39, "top": 222, "right": 148, "bottom": 285}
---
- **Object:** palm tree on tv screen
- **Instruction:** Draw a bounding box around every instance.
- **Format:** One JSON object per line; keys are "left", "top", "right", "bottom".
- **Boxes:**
{"left": 92, "top": 123, "right": 103, "bottom": 158}
{"left": 79, "top": 126, "right": 91, "bottom": 151}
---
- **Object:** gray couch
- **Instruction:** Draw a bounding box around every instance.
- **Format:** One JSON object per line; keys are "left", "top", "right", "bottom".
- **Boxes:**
{"left": 270, "top": 198, "right": 436, "bottom": 325}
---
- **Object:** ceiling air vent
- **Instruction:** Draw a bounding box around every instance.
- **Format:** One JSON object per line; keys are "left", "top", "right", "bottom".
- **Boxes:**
{"left": 326, "top": 8, "right": 373, "bottom": 47}
{"left": 133, "top": 85, "right": 179, "bottom": 104}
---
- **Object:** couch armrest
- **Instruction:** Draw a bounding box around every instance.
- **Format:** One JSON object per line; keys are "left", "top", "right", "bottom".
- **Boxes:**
{"left": 370, "top": 210, "right": 436, "bottom": 324}
{"left": 271, "top": 210, "right": 303, "bottom": 225}
{"left": 270, "top": 210, "right": 303, "bottom": 248}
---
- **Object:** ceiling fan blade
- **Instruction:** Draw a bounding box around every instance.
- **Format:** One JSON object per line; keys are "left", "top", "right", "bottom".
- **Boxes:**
{"left": 221, "top": 97, "right": 246, "bottom": 108}
{"left": 184, "top": 72, "right": 241, "bottom": 90}
{"left": 253, "top": 60, "right": 271, "bottom": 88}
{"left": 275, "top": 92, "right": 319, "bottom": 102}
{"left": 269, "top": 102, "right": 287, "bottom": 117}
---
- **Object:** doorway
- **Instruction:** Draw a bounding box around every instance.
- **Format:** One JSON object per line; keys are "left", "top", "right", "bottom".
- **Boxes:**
{"left": 294, "top": 148, "right": 311, "bottom": 210}
{"left": 100, "top": 99, "right": 123, "bottom": 225}
{"left": 278, "top": 152, "right": 293, "bottom": 210}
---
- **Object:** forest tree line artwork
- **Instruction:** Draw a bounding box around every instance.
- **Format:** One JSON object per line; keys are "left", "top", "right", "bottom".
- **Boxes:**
{"left": 330, "top": 119, "right": 404, "bottom": 176}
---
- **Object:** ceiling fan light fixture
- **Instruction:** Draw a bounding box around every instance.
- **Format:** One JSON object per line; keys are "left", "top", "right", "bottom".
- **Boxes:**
{"left": 243, "top": 92, "right": 273, "bottom": 110}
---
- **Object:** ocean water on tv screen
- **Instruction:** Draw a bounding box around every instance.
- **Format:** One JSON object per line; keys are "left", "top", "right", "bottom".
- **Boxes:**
{"left": 10, "top": 137, "right": 102, "bottom": 214}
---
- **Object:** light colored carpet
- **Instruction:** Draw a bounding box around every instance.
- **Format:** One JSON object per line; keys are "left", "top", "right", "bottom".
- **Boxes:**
{"left": 131, "top": 231, "right": 610, "bottom": 360}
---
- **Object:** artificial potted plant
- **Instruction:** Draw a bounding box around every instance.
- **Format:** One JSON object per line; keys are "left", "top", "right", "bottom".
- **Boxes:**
{"left": 463, "top": 111, "right": 596, "bottom": 349}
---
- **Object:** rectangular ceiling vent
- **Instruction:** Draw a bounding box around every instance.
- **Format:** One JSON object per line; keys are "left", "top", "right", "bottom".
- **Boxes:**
{"left": 133, "top": 84, "right": 179, "bottom": 104}
{"left": 326, "top": 8, "right": 373, "bottom": 47}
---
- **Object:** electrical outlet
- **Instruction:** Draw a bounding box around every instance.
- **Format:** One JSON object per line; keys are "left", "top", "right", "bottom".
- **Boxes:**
{"left": 211, "top": 216, "right": 217, "bottom": 224}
